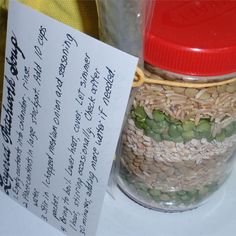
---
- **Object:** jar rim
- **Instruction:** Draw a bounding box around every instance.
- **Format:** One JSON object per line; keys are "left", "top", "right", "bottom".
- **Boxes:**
{"left": 145, "top": 63, "right": 236, "bottom": 83}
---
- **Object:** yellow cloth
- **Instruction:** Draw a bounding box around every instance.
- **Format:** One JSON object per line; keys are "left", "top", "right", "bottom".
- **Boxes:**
{"left": 18, "top": 0, "right": 98, "bottom": 37}
{"left": 0, "top": 0, "right": 98, "bottom": 102}
{"left": 0, "top": 0, "right": 8, "bottom": 99}
{"left": 1, "top": 0, "right": 98, "bottom": 36}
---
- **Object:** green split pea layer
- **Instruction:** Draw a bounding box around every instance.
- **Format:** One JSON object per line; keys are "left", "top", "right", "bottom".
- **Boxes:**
{"left": 132, "top": 106, "right": 236, "bottom": 143}
{"left": 120, "top": 169, "right": 219, "bottom": 210}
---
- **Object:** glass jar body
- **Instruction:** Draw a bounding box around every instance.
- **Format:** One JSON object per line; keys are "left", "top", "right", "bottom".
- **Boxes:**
{"left": 117, "top": 64, "right": 236, "bottom": 212}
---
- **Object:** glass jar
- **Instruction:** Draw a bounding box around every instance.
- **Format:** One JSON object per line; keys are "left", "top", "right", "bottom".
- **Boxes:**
{"left": 118, "top": 65, "right": 236, "bottom": 212}
{"left": 117, "top": 1, "right": 236, "bottom": 212}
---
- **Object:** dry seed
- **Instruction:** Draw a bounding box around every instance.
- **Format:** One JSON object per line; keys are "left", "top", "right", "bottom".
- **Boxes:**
{"left": 166, "top": 167, "right": 175, "bottom": 176}
{"left": 143, "top": 171, "right": 151, "bottom": 177}
{"left": 143, "top": 136, "right": 152, "bottom": 142}
{"left": 163, "top": 85, "right": 172, "bottom": 91}
{"left": 212, "top": 90, "right": 219, "bottom": 99}
{"left": 160, "top": 194, "right": 170, "bottom": 201}
{"left": 140, "top": 163, "right": 149, "bottom": 172}
{"left": 199, "top": 92, "right": 211, "bottom": 100}
{"left": 148, "top": 164, "right": 158, "bottom": 172}
{"left": 217, "top": 85, "right": 226, "bottom": 93}
{"left": 207, "top": 87, "right": 216, "bottom": 94}
{"left": 134, "top": 168, "right": 143, "bottom": 176}
{"left": 159, "top": 164, "right": 170, "bottom": 171}
{"left": 231, "top": 83, "right": 236, "bottom": 92}
{"left": 185, "top": 88, "right": 198, "bottom": 98}
{"left": 226, "top": 85, "right": 235, "bottom": 93}
{"left": 195, "top": 89, "right": 207, "bottom": 99}
{"left": 133, "top": 161, "right": 141, "bottom": 167}
{"left": 173, "top": 87, "right": 185, "bottom": 94}
{"left": 158, "top": 172, "right": 168, "bottom": 181}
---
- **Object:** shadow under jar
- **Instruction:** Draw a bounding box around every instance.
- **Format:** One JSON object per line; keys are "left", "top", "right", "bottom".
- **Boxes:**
{"left": 117, "top": 0, "right": 236, "bottom": 212}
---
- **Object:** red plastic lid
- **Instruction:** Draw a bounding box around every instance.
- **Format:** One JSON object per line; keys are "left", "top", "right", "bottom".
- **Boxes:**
{"left": 144, "top": 1, "right": 236, "bottom": 76}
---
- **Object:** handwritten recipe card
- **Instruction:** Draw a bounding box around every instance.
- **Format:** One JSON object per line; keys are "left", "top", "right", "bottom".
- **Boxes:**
{"left": 0, "top": 1, "right": 138, "bottom": 235}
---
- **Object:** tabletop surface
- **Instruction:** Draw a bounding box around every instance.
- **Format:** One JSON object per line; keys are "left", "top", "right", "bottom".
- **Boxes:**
{"left": 0, "top": 163, "right": 236, "bottom": 236}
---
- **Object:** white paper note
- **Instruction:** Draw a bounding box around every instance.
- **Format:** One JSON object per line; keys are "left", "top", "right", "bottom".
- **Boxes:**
{"left": 0, "top": 1, "right": 138, "bottom": 235}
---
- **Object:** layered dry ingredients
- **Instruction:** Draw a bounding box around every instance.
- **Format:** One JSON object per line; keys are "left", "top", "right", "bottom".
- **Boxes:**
{"left": 118, "top": 72, "right": 236, "bottom": 211}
